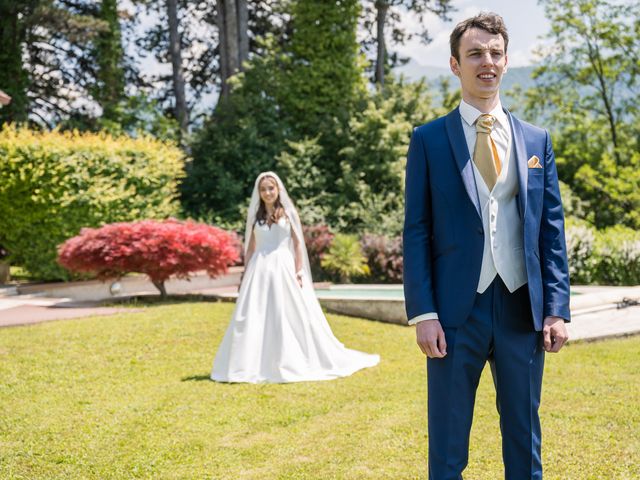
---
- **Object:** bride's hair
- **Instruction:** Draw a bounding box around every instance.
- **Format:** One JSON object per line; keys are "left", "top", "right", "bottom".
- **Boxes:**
{"left": 255, "top": 175, "right": 286, "bottom": 225}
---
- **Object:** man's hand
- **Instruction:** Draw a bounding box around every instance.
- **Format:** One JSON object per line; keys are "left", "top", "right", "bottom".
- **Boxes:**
{"left": 542, "top": 316, "right": 569, "bottom": 353}
{"left": 416, "top": 320, "right": 447, "bottom": 358}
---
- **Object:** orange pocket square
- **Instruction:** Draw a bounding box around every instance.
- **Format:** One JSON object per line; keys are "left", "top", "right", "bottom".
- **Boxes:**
{"left": 527, "top": 155, "right": 543, "bottom": 169}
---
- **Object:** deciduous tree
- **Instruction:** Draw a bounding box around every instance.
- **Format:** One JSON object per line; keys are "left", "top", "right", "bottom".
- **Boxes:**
{"left": 525, "top": 0, "right": 640, "bottom": 228}
{"left": 0, "top": 0, "right": 107, "bottom": 126}
{"left": 361, "top": 0, "right": 453, "bottom": 87}
{"left": 58, "top": 220, "right": 240, "bottom": 298}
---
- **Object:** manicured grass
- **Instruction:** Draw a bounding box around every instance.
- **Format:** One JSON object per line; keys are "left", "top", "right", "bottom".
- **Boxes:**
{"left": 1, "top": 302, "right": 639, "bottom": 479}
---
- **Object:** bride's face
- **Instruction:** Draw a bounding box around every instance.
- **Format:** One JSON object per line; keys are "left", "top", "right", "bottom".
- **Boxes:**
{"left": 259, "top": 177, "right": 279, "bottom": 207}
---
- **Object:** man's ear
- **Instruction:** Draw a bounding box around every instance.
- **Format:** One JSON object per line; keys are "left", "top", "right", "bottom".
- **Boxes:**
{"left": 449, "top": 56, "right": 460, "bottom": 76}
{"left": 503, "top": 53, "right": 508, "bottom": 75}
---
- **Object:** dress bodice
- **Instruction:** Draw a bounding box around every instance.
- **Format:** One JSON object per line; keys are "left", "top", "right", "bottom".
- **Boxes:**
{"left": 253, "top": 217, "right": 291, "bottom": 253}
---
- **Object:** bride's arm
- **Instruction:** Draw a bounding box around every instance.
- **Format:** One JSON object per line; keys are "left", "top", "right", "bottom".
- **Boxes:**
{"left": 244, "top": 231, "right": 256, "bottom": 268}
{"left": 290, "top": 226, "right": 304, "bottom": 278}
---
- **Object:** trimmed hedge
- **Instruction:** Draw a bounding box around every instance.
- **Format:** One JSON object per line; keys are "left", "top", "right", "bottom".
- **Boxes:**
{"left": 0, "top": 125, "right": 184, "bottom": 280}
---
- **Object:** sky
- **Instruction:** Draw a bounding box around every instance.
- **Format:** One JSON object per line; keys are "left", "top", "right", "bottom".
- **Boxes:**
{"left": 395, "top": 0, "right": 551, "bottom": 68}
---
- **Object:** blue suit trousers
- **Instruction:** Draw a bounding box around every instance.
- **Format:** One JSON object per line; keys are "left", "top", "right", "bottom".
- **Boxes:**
{"left": 427, "top": 277, "right": 545, "bottom": 480}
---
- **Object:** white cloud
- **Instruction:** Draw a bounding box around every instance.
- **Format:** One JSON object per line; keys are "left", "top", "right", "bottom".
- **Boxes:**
{"left": 506, "top": 49, "right": 532, "bottom": 68}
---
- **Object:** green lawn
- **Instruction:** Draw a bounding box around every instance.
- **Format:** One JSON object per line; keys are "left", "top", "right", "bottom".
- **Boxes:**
{"left": 1, "top": 302, "right": 639, "bottom": 479}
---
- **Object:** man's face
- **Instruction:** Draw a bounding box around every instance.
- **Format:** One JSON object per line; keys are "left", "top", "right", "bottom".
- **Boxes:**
{"left": 450, "top": 28, "right": 508, "bottom": 104}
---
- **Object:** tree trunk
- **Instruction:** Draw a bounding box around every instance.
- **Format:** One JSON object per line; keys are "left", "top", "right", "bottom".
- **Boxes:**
{"left": 224, "top": 0, "right": 240, "bottom": 75}
{"left": 152, "top": 280, "right": 168, "bottom": 299}
{"left": 216, "top": 0, "right": 230, "bottom": 98}
{"left": 237, "top": 0, "right": 248, "bottom": 68}
{"left": 217, "top": 0, "right": 246, "bottom": 100}
{"left": 586, "top": 36, "right": 620, "bottom": 165}
{"left": 0, "top": 261, "right": 10, "bottom": 284}
{"left": 166, "top": 0, "right": 189, "bottom": 133}
{"left": 374, "top": 0, "right": 388, "bottom": 87}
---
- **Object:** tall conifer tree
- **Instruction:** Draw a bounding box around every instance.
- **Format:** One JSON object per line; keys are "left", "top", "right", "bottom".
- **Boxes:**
{"left": 92, "top": 0, "right": 126, "bottom": 122}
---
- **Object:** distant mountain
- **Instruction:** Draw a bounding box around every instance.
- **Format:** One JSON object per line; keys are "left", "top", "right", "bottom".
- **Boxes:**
{"left": 396, "top": 59, "right": 537, "bottom": 107}
{"left": 396, "top": 61, "right": 452, "bottom": 83}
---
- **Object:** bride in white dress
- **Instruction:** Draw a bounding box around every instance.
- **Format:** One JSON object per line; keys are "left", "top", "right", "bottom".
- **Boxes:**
{"left": 211, "top": 172, "right": 380, "bottom": 383}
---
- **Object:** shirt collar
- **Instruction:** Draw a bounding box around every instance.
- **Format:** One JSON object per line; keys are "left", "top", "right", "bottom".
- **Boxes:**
{"left": 459, "top": 99, "right": 508, "bottom": 130}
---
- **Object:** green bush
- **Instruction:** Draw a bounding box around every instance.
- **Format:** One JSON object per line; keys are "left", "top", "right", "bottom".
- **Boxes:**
{"left": 0, "top": 125, "right": 184, "bottom": 280}
{"left": 559, "top": 181, "right": 587, "bottom": 219}
{"left": 181, "top": 54, "right": 286, "bottom": 224}
{"left": 565, "top": 218, "right": 598, "bottom": 284}
{"left": 565, "top": 219, "right": 640, "bottom": 285}
{"left": 593, "top": 225, "right": 640, "bottom": 285}
{"left": 182, "top": 0, "right": 366, "bottom": 226}
{"left": 320, "top": 233, "right": 369, "bottom": 283}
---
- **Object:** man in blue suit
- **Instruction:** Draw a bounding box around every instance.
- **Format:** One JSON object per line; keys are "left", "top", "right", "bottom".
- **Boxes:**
{"left": 403, "top": 12, "right": 571, "bottom": 480}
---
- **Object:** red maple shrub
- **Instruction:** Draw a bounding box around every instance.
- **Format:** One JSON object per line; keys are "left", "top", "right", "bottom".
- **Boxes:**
{"left": 57, "top": 219, "right": 240, "bottom": 297}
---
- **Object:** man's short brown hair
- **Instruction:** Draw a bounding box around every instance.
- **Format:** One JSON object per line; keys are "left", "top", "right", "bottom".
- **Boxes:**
{"left": 450, "top": 12, "right": 509, "bottom": 62}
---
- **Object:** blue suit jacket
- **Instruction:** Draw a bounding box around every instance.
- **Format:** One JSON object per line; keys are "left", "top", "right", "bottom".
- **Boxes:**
{"left": 403, "top": 107, "right": 571, "bottom": 331}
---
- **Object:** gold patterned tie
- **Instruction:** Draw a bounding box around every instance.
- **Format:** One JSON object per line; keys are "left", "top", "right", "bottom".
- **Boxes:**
{"left": 473, "top": 114, "right": 502, "bottom": 190}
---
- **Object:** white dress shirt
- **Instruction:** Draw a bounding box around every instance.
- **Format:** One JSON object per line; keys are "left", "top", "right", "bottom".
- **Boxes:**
{"left": 408, "top": 100, "right": 527, "bottom": 326}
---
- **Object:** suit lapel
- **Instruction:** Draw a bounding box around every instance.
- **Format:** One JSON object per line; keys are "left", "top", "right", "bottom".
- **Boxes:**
{"left": 445, "top": 108, "right": 481, "bottom": 219}
{"left": 506, "top": 110, "right": 528, "bottom": 219}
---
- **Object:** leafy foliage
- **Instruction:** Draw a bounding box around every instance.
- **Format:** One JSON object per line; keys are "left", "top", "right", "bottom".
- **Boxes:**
{"left": 321, "top": 233, "right": 370, "bottom": 283}
{"left": 0, "top": 1, "right": 36, "bottom": 123}
{"left": 0, "top": 0, "right": 134, "bottom": 127}
{"left": 133, "top": 0, "right": 287, "bottom": 123}
{"left": 277, "top": 137, "right": 330, "bottom": 226}
{"left": 302, "top": 224, "right": 334, "bottom": 280}
{"left": 183, "top": 0, "right": 369, "bottom": 225}
{"left": 360, "top": 234, "right": 403, "bottom": 283}
{"left": 278, "top": 76, "right": 436, "bottom": 236}
{"left": 58, "top": 219, "right": 239, "bottom": 297}
{"left": 572, "top": 151, "right": 640, "bottom": 228}
{"left": 558, "top": 181, "right": 587, "bottom": 219}
{"left": 90, "top": 0, "right": 126, "bottom": 123}
{"left": 359, "top": 0, "right": 454, "bottom": 78}
{"left": 0, "top": 125, "right": 184, "bottom": 280}
{"left": 525, "top": 0, "right": 640, "bottom": 228}
{"left": 565, "top": 218, "right": 598, "bottom": 284}
{"left": 592, "top": 225, "right": 640, "bottom": 285}
{"left": 281, "top": 0, "right": 367, "bottom": 145}
{"left": 333, "top": 78, "right": 432, "bottom": 234}
{"left": 565, "top": 219, "right": 640, "bottom": 285}
{"left": 181, "top": 46, "right": 288, "bottom": 223}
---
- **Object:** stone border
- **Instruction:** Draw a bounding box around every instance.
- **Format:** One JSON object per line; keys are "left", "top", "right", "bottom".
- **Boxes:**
{"left": 13, "top": 267, "right": 244, "bottom": 301}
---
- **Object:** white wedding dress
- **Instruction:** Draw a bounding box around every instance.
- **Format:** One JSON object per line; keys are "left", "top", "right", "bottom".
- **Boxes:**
{"left": 211, "top": 217, "right": 380, "bottom": 383}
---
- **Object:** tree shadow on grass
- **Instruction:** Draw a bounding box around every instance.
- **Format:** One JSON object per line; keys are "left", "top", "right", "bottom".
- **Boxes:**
{"left": 103, "top": 294, "right": 231, "bottom": 308}
{"left": 182, "top": 374, "right": 212, "bottom": 382}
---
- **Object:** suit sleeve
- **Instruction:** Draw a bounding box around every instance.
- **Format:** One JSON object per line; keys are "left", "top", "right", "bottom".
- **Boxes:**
{"left": 539, "top": 130, "right": 571, "bottom": 322}
{"left": 403, "top": 128, "right": 437, "bottom": 320}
